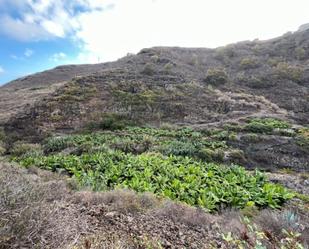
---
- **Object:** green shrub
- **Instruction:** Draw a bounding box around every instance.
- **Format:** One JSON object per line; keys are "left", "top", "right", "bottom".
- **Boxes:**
{"left": 17, "top": 151, "right": 293, "bottom": 212}
{"left": 110, "top": 138, "right": 137, "bottom": 153}
{"left": 0, "top": 144, "right": 5, "bottom": 156}
{"left": 11, "top": 142, "right": 43, "bottom": 158}
{"left": 141, "top": 63, "right": 155, "bottom": 75}
{"left": 87, "top": 113, "right": 133, "bottom": 131}
{"left": 198, "top": 148, "right": 224, "bottom": 162}
{"left": 0, "top": 127, "right": 5, "bottom": 141}
{"left": 244, "top": 118, "right": 291, "bottom": 134}
{"left": 295, "top": 47, "right": 306, "bottom": 60}
{"left": 159, "top": 140, "right": 198, "bottom": 157}
{"left": 267, "top": 58, "right": 281, "bottom": 67}
{"left": 296, "top": 136, "right": 309, "bottom": 151}
{"left": 236, "top": 73, "right": 271, "bottom": 88}
{"left": 204, "top": 68, "right": 228, "bottom": 86}
{"left": 240, "top": 57, "right": 259, "bottom": 69}
{"left": 163, "top": 62, "right": 174, "bottom": 72}
{"left": 43, "top": 136, "right": 75, "bottom": 153}
{"left": 274, "top": 62, "right": 304, "bottom": 83}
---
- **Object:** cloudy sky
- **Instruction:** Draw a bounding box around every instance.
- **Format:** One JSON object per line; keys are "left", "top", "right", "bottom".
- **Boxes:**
{"left": 0, "top": 0, "right": 309, "bottom": 85}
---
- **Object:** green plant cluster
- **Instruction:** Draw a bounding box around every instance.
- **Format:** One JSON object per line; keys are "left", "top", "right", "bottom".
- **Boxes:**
{"left": 240, "top": 57, "right": 260, "bottom": 69}
{"left": 203, "top": 68, "right": 228, "bottom": 86}
{"left": 42, "top": 126, "right": 228, "bottom": 162}
{"left": 17, "top": 150, "right": 293, "bottom": 212}
{"left": 244, "top": 118, "right": 291, "bottom": 134}
{"left": 274, "top": 62, "right": 304, "bottom": 83}
{"left": 87, "top": 113, "right": 135, "bottom": 131}
{"left": 222, "top": 216, "right": 305, "bottom": 249}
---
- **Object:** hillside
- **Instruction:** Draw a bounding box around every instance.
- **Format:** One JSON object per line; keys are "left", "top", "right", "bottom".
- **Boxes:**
{"left": 1, "top": 28, "right": 308, "bottom": 171}
{"left": 0, "top": 27, "right": 309, "bottom": 248}
{"left": 1, "top": 29, "right": 309, "bottom": 126}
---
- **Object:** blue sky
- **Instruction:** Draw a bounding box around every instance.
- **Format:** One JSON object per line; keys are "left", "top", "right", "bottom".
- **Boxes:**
{"left": 1, "top": 0, "right": 309, "bottom": 85}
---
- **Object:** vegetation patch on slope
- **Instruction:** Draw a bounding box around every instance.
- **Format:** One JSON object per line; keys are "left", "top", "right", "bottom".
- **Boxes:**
{"left": 13, "top": 125, "right": 295, "bottom": 212}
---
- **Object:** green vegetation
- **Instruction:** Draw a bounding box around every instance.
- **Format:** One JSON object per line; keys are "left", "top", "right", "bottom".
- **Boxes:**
{"left": 0, "top": 127, "right": 5, "bottom": 141}
{"left": 295, "top": 47, "right": 306, "bottom": 60}
{"left": 274, "top": 62, "right": 304, "bottom": 83}
{"left": 296, "top": 127, "right": 309, "bottom": 150}
{"left": 240, "top": 57, "right": 260, "bottom": 69}
{"left": 17, "top": 150, "right": 292, "bottom": 212}
{"left": 12, "top": 125, "right": 294, "bottom": 212}
{"left": 236, "top": 72, "right": 265, "bottom": 87}
{"left": 86, "top": 113, "right": 135, "bottom": 131}
{"left": 141, "top": 63, "right": 155, "bottom": 75}
{"left": 54, "top": 81, "right": 97, "bottom": 102}
{"left": 40, "top": 126, "right": 228, "bottom": 162}
{"left": 244, "top": 118, "right": 291, "bottom": 134}
{"left": 203, "top": 68, "right": 228, "bottom": 86}
{"left": 222, "top": 214, "right": 305, "bottom": 249}
{"left": 11, "top": 142, "right": 43, "bottom": 158}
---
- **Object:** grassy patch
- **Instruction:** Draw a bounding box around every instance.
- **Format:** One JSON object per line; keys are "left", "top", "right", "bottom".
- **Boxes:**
{"left": 244, "top": 118, "right": 291, "bottom": 134}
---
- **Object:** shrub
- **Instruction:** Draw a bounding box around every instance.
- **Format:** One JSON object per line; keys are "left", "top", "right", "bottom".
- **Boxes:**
{"left": 43, "top": 136, "right": 75, "bottom": 153}
{"left": 267, "top": 58, "right": 282, "bottom": 67}
{"left": 0, "top": 144, "right": 6, "bottom": 156}
{"left": 214, "top": 46, "right": 236, "bottom": 60}
{"left": 295, "top": 47, "right": 306, "bottom": 60}
{"left": 141, "top": 63, "right": 155, "bottom": 75}
{"left": 163, "top": 62, "right": 174, "bottom": 72}
{"left": 159, "top": 140, "right": 198, "bottom": 157}
{"left": 236, "top": 73, "right": 271, "bottom": 88}
{"left": 87, "top": 113, "right": 133, "bottom": 131}
{"left": 244, "top": 118, "right": 291, "bottom": 134}
{"left": 274, "top": 62, "right": 304, "bottom": 83}
{"left": 240, "top": 57, "right": 260, "bottom": 69}
{"left": 198, "top": 148, "right": 224, "bottom": 162}
{"left": 11, "top": 142, "right": 43, "bottom": 158}
{"left": 203, "top": 68, "right": 228, "bottom": 86}
{"left": 0, "top": 127, "right": 5, "bottom": 141}
{"left": 254, "top": 210, "right": 301, "bottom": 240}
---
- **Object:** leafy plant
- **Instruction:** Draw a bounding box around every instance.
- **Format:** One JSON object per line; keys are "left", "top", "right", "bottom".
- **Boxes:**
{"left": 244, "top": 118, "right": 291, "bottom": 134}
{"left": 17, "top": 151, "right": 293, "bottom": 212}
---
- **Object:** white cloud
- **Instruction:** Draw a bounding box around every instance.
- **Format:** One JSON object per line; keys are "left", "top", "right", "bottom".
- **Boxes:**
{"left": 1, "top": 0, "right": 309, "bottom": 63}
{"left": 75, "top": 0, "right": 309, "bottom": 63}
{"left": 0, "top": 0, "right": 82, "bottom": 41}
{"left": 0, "top": 15, "right": 53, "bottom": 41}
{"left": 50, "top": 52, "right": 67, "bottom": 61}
{"left": 0, "top": 66, "right": 4, "bottom": 74}
{"left": 24, "top": 48, "right": 34, "bottom": 57}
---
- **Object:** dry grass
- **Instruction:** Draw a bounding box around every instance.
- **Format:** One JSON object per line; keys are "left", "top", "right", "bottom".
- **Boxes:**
{"left": 75, "top": 232, "right": 163, "bottom": 249}
{"left": 72, "top": 189, "right": 161, "bottom": 214}
{"left": 0, "top": 163, "right": 90, "bottom": 249}
{"left": 154, "top": 201, "right": 215, "bottom": 229}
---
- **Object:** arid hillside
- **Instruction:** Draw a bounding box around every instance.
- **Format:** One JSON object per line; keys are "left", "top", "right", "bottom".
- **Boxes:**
{"left": 1, "top": 28, "right": 308, "bottom": 128}
{"left": 1, "top": 27, "right": 309, "bottom": 249}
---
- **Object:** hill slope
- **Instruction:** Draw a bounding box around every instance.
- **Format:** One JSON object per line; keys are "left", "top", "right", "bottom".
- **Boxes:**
{"left": 1, "top": 28, "right": 308, "bottom": 171}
